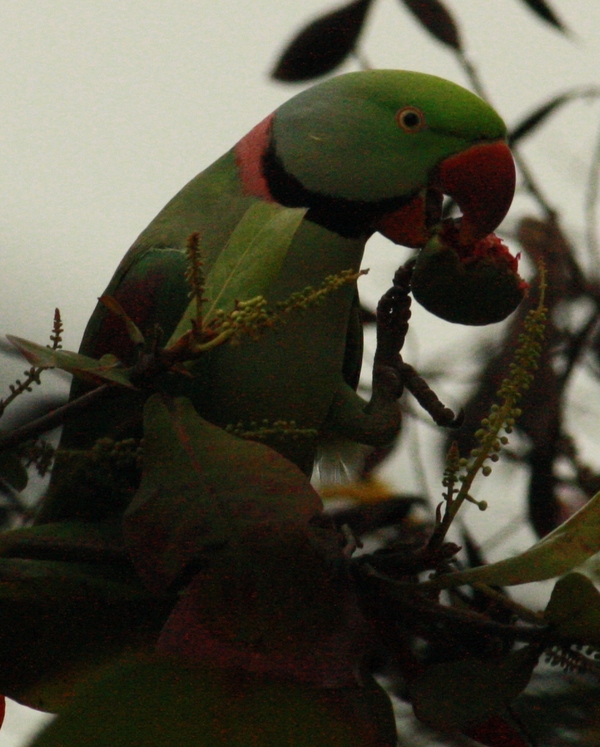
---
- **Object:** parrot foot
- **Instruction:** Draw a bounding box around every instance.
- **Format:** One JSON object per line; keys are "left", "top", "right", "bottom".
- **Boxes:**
{"left": 373, "top": 259, "right": 462, "bottom": 428}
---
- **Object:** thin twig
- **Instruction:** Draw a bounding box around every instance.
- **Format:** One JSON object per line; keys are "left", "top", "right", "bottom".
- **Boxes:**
{"left": 0, "top": 384, "right": 112, "bottom": 453}
{"left": 472, "top": 582, "right": 545, "bottom": 625}
{"left": 364, "top": 564, "right": 545, "bottom": 643}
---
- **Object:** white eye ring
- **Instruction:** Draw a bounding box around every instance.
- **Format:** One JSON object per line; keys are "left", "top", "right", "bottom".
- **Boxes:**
{"left": 396, "top": 106, "right": 426, "bottom": 133}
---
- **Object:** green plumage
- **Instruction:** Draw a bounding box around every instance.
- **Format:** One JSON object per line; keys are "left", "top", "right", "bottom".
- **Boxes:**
{"left": 38, "top": 70, "right": 512, "bottom": 523}
{"left": 272, "top": 70, "right": 505, "bottom": 200}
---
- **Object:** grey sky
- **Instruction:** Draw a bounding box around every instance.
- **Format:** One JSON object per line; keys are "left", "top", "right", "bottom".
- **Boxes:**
{"left": 2, "top": 2, "right": 600, "bottom": 350}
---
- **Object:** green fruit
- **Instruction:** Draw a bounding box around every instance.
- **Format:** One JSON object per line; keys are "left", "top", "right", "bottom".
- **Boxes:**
{"left": 411, "top": 220, "right": 527, "bottom": 325}
{"left": 31, "top": 654, "right": 397, "bottom": 747}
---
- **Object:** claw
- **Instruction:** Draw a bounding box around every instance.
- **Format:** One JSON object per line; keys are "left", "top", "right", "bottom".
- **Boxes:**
{"left": 374, "top": 259, "right": 463, "bottom": 429}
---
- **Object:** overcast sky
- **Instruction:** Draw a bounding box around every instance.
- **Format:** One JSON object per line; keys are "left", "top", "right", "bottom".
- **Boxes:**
{"left": 3, "top": 1, "right": 600, "bottom": 743}
{"left": 2, "top": 1, "right": 600, "bottom": 352}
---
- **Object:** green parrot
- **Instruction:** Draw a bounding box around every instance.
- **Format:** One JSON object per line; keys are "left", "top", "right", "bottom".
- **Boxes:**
{"left": 37, "top": 69, "right": 515, "bottom": 523}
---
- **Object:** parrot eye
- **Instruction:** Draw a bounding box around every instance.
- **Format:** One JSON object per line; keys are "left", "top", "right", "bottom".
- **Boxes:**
{"left": 396, "top": 107, "right": 426, "bottom": 133}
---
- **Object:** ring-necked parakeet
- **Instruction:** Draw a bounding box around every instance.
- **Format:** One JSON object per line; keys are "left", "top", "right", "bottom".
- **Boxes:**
{"left": 37, "top": 69, "right": 515, "bottom": 523}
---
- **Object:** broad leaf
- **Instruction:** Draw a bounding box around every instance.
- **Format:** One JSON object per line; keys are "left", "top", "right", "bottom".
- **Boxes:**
{"left": 0, "top": 519, "right": 126, "bottom": 563}
{"left": 545, "top": 572, "right": 600, "bottom": 644}
{"left": 509, "top": 89, "right": 600, "bottom": 146}
{"left": 466, "top": 715, "right": 530, "bottom": 747}
{"left": 517, "top": 0, "right": 567, "bottom": 33}
{"left": 6, "top": 336, "right": 135, "bottom": 389}
{"left": 123, "top": 395, "right": 322, "bottom": 592}
{"left": 31, "top": 654, "right": 396, "bottom": 747}
{"left": 272, "top": 0, "right": 373, "bottom": 82}
{"left": 168, "top": 202, "right": 306, "bottom": 345}
{"left": 0, "top": 449, "right": 28, "bottom": 492}
{"left": 432, "top": 490, "right": 600, "bottom": 589}
{"left": 0, "top": 555, "right": 171, "bottom": 712}
{"left": 410, "top": 647, "right": 538, "bottom": 732}
{"left": 157, "top": 522, "right": 369, "bottom": 687}
{"left": 400, "top": 0, "right": 461, "bottom": 50}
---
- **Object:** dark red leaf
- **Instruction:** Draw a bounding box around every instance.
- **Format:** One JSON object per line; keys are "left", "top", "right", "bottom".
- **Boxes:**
{"left": 509, "top": 93, "right": 574, "bottom": 146}
{"left": 272, "top": 0, "right": 373, "bottom": 83}
{"left": 123, "top": 395, "right": 322, "bottom": 592}
{"left": 509, "top": 88, "right": 600, "bottom": 146}
{"left": 157, "top": 523, "right": 369, "bottom": 687}
{"left": 466, "top": 714, "right": 530, "bottom": 747}
{"left": 400, "top": 0, "right": 461, "bottom": 50}
{"left": 517, "top": 0, "right": 567, "bottom": 33}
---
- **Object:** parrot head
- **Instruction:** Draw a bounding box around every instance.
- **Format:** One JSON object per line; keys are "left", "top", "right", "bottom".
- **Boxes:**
{"left": 236, "top": 69, "right": 515, "bottom": 249}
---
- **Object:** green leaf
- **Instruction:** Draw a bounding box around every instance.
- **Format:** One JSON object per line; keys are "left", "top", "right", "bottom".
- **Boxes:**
{"left": 31, "top": 655, "right": 396, "bottom": 747}
{"left": 123, "top": 394, "right": 322, "bottom": 592}
{"left": 0, "top": 519, "right": 126, "bottom": 563}
{"left": 432, "top": 490, "right": 600, "bottom": 589}
{"left": 6, "top": 336, "right": 135, "bottom": 389}
{"left": 545, "top": 572, "right": 600, "bottom": 644}
{"left": 410, "top": 647, "right": 538, "bottom": 732}
{"left": 0, "top": 554, "right": 171, "bottom": 712}
{"left": 0, "top": 449, "right": 28, "bottom": 492}
{"left": 167, "top": 202, "right": 306, "bottom": 345}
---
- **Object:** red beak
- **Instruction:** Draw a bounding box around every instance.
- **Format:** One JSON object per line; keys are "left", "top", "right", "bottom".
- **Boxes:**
{"left": 434, "top": 141, "right": 516, "bottom": 244}
{"left": 375, "top": 141, "right": 516, "bottom": 248}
